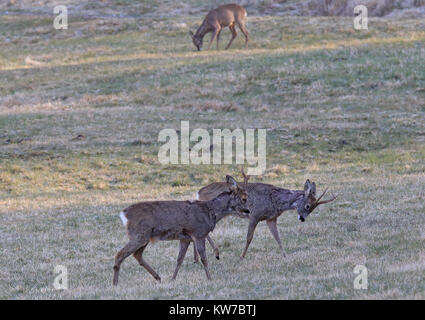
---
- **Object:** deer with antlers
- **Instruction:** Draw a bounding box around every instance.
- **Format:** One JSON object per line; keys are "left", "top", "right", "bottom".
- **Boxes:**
{"left": 197, "top": 168, "right": 337, "bottom": 258}
{"left": 189, "top": 3, "right": 249, "bottom": 51}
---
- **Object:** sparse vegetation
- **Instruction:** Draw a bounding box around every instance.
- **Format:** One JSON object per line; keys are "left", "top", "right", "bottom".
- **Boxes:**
{"left": 0, "top": 1, "right": 424, "bottom": 299}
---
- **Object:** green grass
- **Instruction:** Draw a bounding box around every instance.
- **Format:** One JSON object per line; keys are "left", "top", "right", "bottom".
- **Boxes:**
{"left": 0, "top": 11, "right": 424, "bottom": 299}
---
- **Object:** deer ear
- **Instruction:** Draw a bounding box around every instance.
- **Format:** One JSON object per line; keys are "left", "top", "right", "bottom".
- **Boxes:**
{"left": 304, "top": 179, "right": 312, "bottom": 195}
{"left": 226, "top": 175, "right": 238, "bottom": 191}
{"left": 311, "top": 182, "right": 316, "bottom": 196}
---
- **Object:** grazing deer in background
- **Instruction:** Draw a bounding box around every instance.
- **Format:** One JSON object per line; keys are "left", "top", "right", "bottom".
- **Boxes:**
{"left": 189, "top": 3, "right": 249, "bottom": 51}
{"left": 197, "top": 168, "right": 337, "bottom": 259}
{"left": 113, "top": 176, "right": 249, "bottom": 285}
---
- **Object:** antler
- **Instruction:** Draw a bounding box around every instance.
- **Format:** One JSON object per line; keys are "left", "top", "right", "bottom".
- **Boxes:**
{"left": 241, "top": 166, "right": 250, "bottom": 188}
{"left": 314, "top": 187, "right": 337, "bottom": 207}
{"left": 316, "top": 194, "right": 338, "bottom": 206}
{"left": 315, "top": 187, "right": 329, "bottom": 203}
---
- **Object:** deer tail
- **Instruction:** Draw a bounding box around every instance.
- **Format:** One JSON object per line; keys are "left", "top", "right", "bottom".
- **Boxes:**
{"left": 119, "top": 211, "right": 128, "bottom": 226}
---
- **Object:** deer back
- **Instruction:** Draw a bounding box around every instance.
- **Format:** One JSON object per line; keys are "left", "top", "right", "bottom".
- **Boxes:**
{"left": 197, "top": 181, "right": 304, "bottom": 220}
{"left": 207, "top": 4, "right": 247, "bottom": 25}
{"left": 122, "top": 200, "right": 215, "bottom": 240}
{"left": 197, "top": 182, "right": 233, "bottom": 201}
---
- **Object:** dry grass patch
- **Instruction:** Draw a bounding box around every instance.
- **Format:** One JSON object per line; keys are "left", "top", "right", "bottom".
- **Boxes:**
{"left": 0, "top": 12, "right": 424, "bottom": 299}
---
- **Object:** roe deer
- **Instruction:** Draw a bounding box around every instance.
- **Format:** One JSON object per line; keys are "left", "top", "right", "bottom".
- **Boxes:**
{"left": 112, "top": 176, "right": 249, "bottom": 285}
{"left": 197, "top": 168, "right": 337, "bottom": 259}
{"left": 192, "top": 172, "right": 249, "bottom": 263}
{"left": 189, "top": 3, "right": 249, "bottom": 51}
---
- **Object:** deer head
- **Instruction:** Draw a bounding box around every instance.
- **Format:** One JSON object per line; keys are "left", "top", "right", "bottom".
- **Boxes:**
{"left": 224, "top": 174, "right": 249, "bottom": 217}
{"left": 189, "top": 30, "right": 203, "bottom": 51}
{"left": 297, "top": 179, "right": 337, "bottom": 222}
{"left": 226, "top": 167, "right": 249, "bottom": 187}
{"left": 222, "top": 168, "right": 250, "bottom": 217}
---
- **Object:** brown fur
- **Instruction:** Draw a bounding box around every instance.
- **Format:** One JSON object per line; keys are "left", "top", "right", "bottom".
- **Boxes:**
{"left": 198, "top": 176, "right": 336, "bottom": 259}
{"left": 112, "top": 176, "right": 249, "bottom": 285}
{"left": 189, "top": 3, "right": 249, "bottom": 51}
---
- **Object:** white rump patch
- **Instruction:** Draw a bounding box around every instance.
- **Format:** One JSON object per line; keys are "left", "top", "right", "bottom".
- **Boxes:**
{"left": 196, "top": 191, "right": 199, "bottom": 201}
{"left": 119, "top": 211, "right": 128, "bottom": 226}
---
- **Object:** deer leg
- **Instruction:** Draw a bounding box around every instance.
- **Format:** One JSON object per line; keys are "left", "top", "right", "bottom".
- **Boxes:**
{"left": 171, "top": 240, "right": 191, "bottom": 280}
{"left": 207, "top": 235, "right": 220, "bottom": 260}
{"left": 193, "top": 242, "right": 200, "bottom": 263}
{"left": 113, "top": 241, "right": 144, "bottom": 286}
{"left": 133, "top": 243, "right": 161, "bottom": 282}
{"left": 216, "top": 29, "right": 221, "bottom": 50}
{"left": 195, "top": 236, "right": 218, "bottom": 261}
{"left": 208, "top": 26, "right": 221, "bottom": 50}
{"left": 266, "top": 218, "right": 287, "bottom": 258}
{"left": 236, "top": 22, "right": 249, "bottom": 48}
{"left": 225, "top": 25, "right": 237, "bottom": 50}
{"left": 241, "top": 218, "right": 259, "bottom": 259}
{"left": 193, "top": 237, "right": 211, "bottom": 280}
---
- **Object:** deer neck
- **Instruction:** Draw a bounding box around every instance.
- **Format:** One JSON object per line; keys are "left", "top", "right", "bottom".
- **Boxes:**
{"left": 195, "top": 20, "right": 210, "bottom": 40}
{"left": 274, "top": 189, "right": 304, "bottom": 212}
{"left": 206, "top": 193, "right": 233, "bottom": 223}
{"left": 288, "top": 190, "right": 305, "bottom": 210}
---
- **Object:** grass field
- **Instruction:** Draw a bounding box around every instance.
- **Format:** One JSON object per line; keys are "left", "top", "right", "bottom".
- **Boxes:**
{"left": 1, "top": 6, "right": 425, "bottom": 299}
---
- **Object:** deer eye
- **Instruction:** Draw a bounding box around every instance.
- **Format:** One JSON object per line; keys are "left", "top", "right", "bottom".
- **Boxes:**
{"left": 305, "top": 204, "right": 311, "bottom": 210}
{"left": 242, "top": 198, "right": 247, "bottom": 204}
